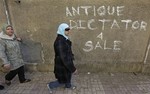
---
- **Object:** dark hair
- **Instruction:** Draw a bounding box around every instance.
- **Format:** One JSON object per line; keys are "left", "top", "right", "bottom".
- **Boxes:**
{"left": 65, "top": 28, "right": 70, "bottom": 31}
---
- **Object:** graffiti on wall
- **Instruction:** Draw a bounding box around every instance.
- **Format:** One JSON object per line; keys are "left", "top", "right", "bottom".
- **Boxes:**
{"left": 65, "top": 6, "right": 148, "bottom": 52}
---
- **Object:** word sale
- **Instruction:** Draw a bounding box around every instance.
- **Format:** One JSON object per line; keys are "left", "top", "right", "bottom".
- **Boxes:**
{"left": 83, "top": 40, "right": 122, "bottom": 52}
{"left": 83, "top": 33, "right": 122, "bottom": 52}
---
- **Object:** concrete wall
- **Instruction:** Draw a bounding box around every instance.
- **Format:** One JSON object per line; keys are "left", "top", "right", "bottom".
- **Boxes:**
{"left": 0, "top": 0, "right": 8, "bottom": 71}
{"left": 1, "top": 0, "right": 150, "bottom": 72}
{"left": 0, "top": 0, "right": 7, "bottom": 28}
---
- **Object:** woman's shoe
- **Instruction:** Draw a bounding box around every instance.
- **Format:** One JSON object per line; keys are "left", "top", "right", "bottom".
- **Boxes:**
{"left": 0, "top": 85, "right": 4, "bottom": 90}
{"left": 65, "top": 84, "right": 76, "bottom": 90}
{"left": 68, "top": 86, "right": 76, "bottom": 90}
{"left": 5, "top": 80, "right": 11, "bottom": 86}
{"left": 20, "top": 79, "right": 31, "bottom": 83}
{"left": 47, "top": 84, "right": 53, "bottom": 94}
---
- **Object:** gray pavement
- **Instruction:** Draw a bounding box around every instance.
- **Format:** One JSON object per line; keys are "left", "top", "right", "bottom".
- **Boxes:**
{"left": 1, "top": 72, "right": 150, "bottom": 94}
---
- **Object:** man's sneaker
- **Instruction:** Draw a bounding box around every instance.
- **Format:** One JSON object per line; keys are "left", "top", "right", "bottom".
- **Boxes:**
{"left": 47, "top": 84, "right": 53, "bottom": 94}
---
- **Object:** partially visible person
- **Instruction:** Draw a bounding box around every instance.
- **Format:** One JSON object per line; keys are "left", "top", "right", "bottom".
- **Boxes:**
{"left": 0, "top": 24, "right": 31, "bottom": 86}
{"left": 47, "top": 23, "right": 77, "bottom": 93}
{"left": 0, "top": 59, "right": 4, "bottom": 90}
{"left": 0, "top": 60, "right": 5, "bottom": 90}
{"left": 0, "top": 84, "right": 4, "bottom": 90}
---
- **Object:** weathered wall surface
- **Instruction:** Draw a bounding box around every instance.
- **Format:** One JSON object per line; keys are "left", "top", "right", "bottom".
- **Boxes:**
{"left": 0, "top": 0, "right": 8, "bottom": 71}
{"left": 1, "top": 0, "right": 150, "bottom": 72}
{"left": 0, "top": 0, "right": 6, "bottom": 26}
{"left": 0, "top": 0, "right": 7, "bottom": 28}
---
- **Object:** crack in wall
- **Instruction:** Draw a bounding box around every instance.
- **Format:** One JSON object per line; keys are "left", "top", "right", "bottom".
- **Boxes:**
{"left": 3, "top": 0, "right": 11, "bottom": 24}
{"left": 144, "top": 39, "right": 150, "bottom": 64}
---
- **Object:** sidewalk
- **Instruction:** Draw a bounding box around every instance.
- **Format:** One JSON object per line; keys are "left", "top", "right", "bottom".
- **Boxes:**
{"left": 1, "top": 72, "right": 150, "bottom": 94}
